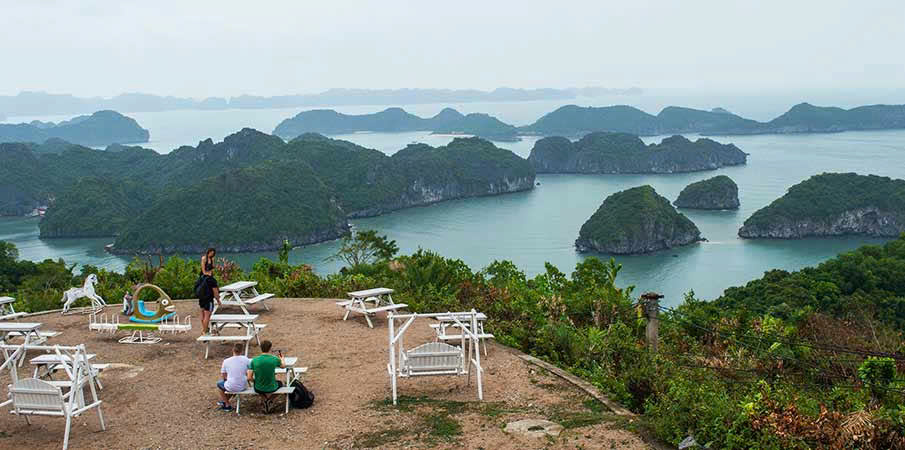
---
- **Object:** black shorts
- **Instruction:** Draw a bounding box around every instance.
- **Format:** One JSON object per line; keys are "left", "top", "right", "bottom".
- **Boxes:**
{"left": 199, "top": 298, "right": 214, "bottom": 311}
{"left": 254, "top": 380, "right": 284, "bottom": 395}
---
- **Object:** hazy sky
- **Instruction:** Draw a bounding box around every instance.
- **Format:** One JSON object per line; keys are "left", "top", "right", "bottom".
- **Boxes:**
{"left": 2, "top": 0, "right": 903, "bottom": 98}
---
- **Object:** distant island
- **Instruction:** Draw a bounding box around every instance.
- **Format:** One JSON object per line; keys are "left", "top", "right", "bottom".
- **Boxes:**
{"left": 527, "top": 133, "right": 747, "bottom": 174}
{"left": 738, "top": 173, "right": 905, "bottom": 239}
{"left": 0, "top": 87, "right": 641, "bottom": 117}
{"left": 674, "top": 175, "right": 740, "bottom": 210}
{"left": 576, "top": 185, "right": 703, "bottom": 254}
{"left": 0, "top": 129, "right": 535, "bottom": 252}
{"left": 0, "top": 110, "right": 149, "bottom": 147}
{"left": 519, "top": 103, "right": 905, "bottom": 137}
{"left": 273, "top": 107, "right": 520, "bottom": 142}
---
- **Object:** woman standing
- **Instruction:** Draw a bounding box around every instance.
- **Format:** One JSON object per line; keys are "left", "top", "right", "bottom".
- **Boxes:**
{"left": 199, "top": 247, "right": 221, "bottom": 334}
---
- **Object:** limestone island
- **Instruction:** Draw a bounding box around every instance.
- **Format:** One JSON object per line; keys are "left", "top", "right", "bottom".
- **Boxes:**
{"left": 576, "top": 185, "right": 703, "bottom": 254}
{"left": 674, "top": 175, "right": 740, "bottom": 210}
{"left": 738, "top": 173, "right": 905, "bottom": 239}
{"left": 528, "top": 132, "right": 746, "bottom": 174}
{"left": 273, "top": 107, "right": 520, "bottom": 142}
{"left": 0, "top": 110, "right": 149, "bottom": 147}
{"left": 6, "top": 128, "right": 535, "bottom": 252}
{"left": 519, "top": 103, "right": 905, "bottom": 137}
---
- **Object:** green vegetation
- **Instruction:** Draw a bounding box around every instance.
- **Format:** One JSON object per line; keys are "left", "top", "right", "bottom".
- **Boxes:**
{"left": 4, "top": 231, "right": 905, "bottom": 448}
{"left": 760, "top": 103, "right": 905, "bottom": 134}
{"left": 521, "top": 103, "right": 905, "bottom": 137}
{"left": 739, "top": 173, "right": 905, "bottom": 238}
{"left": 674, "top": 175, "right": 740, "bottom": 210}
{"left": 527, "top": 132, "right": 747, "bottom": 174}
{"left": 576, "top": 185, "right": 702, "bottom": 254}
{"left": 431, "top": 112, "right": 520, "bottom": 141}
{"left": 113, "top": 160, "right": 349, "bottom": 253}
{"left": 273, "top": 107, "right": 519, "bottom": 141}
{"left": 0, "top": 110, "right": 149, "bottom": 146}
{"left": 1, "top": 128, "right": 533, "bottom": 252}
{"left": 39, "top": 177, "right": 152, "bottom": 237}
{"left": 286, "top": 134, "right": 535, "bottom": 218}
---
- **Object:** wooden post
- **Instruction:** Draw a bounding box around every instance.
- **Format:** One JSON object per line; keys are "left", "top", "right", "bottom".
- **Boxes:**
{"left": 641, "top": 292, "right": 663, "bottom": 353}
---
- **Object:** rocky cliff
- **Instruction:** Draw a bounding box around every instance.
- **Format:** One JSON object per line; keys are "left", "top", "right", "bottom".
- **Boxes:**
{"left": 738, "top": 173, "right": 905, "bottom": 238}
{"left": 576, "top": 185, "right": 703, "bottom": 254}
{"left": 674, "top": 175, "right": 740, "bottom": 210}
{"left": 528, "top": 133, "right": 747, "bottom": 174}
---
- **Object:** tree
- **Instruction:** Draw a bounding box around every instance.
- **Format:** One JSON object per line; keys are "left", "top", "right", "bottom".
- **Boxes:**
{"left": 327, "top": 230, "right": 398, "bottom": 269}
{"left": 278, "top": 239, "right": 292, "bottom": 265}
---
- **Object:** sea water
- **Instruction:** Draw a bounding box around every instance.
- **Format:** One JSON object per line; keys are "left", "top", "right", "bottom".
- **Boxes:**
{"left": 2, "top": 100, "right": 905, "bottom": 306}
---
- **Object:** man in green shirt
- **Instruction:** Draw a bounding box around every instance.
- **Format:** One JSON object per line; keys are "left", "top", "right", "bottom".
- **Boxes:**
{"left": 247, "top": 340, "right": 285, "bottom": 412}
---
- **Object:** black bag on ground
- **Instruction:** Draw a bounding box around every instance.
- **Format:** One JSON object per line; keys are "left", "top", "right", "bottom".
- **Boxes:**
{"left": 289, "top": 379, "right": 314, "bottom": 409}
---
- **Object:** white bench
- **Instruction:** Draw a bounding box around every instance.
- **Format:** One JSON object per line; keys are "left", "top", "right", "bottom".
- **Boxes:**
{"left": 220, "top": 323, "right": 267, "bottom": 331}
{"left": 245, "top": 293, "right": 274, "bottom": 306}
{"left": 227, "top": 367, "right": 308, "bottom": 415}
{"left": 196, "top": 335, "right": 253, "bottom": 359}
{"left": 4, "top": 330, "right": 61, "bottom": 339}
{"left": 0, "top": 312, "right": 26, "bottom": 321}
{"left": 339, "top": 301, "right": 408, "bottom": 328}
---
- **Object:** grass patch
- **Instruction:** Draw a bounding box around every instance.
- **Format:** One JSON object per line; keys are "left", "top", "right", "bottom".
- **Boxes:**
{"left": 479, "top": 402, "right": 529, "bottom": 417}
{"left": 547, "top": 399, "right": 618, "bottom": 430}
{"left": 354, "top": 428, "right": 408, "bottom": 448}
{"left": 425, "top": 413, "right": 463, "bottom": 441}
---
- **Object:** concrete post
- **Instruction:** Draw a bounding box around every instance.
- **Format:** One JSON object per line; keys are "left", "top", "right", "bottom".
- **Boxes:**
{"left": 641, "top": 292, "right": 663, "bottom": 353}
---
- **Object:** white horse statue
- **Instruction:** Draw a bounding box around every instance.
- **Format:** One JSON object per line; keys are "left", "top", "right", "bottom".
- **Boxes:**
{"left": 61, "top": 274, "right": 107, "bottom": 314}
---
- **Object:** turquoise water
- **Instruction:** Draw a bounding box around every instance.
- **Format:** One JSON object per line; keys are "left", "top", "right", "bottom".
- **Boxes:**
{"left": 2, "top": 105, "right": 905, "bottom": 307}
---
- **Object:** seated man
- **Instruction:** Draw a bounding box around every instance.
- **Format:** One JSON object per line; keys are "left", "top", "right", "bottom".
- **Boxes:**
{"left": 216, "top": 343, "right": 251, "bottom": 411}
{"left": 247, "top": 340, "right": 285, "bottom": 412}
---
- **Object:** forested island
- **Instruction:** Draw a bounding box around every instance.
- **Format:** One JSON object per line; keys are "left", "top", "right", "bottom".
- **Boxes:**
{"left": 0, "top": 110, "right": 149, "bottom": 147}
{"left": 527, "top": 132, "right": 746, "bottom": 174}
{"left": 273, "top": 107, "right": 520, "bottom": 141}
{"left": 738, "top": 172, "right": 905, "bottom": 238}
{"left": 674, "top": 175, "right": 740, "bottom": 209}
{"left": 1, "top": 129, "right": 534, "bottom": 252}
{"left": 575, "top": 185, "right": 702, "bottom": 254}
{"left": 520, "top": 103, "right": 905, "bottom": 137}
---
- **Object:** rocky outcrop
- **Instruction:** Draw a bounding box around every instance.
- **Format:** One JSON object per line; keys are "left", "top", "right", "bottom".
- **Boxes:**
{"left": 674, "top": 175, "right": 740, "bottom": 210}
{"left": 738, "top": 207, "right": 904, "bottom": 238}
{"left": 528, "top": 133, "right": 746, "bottom": 174}
{"left": 346, "top": 175, "right": 535, "bottom": 218}
{"left": 576, "top": 185, "right": 703, "bottom": 254}
{"left": 0, "top": 110, "right": 149, "bottom": 146}
{"left": 738, "top": 173, "right": 905, "bottom": 239}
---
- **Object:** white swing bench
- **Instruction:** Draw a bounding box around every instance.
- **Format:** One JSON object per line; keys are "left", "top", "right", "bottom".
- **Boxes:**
{"left": 387, "top": 310, "right": 485, "bottom": 405}
{"left": 0, "top": 344, "right": 105, "bottom": 450}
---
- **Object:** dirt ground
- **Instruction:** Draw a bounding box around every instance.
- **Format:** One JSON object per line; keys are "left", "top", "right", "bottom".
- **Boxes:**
{"left": 0, "top": 299, "right": 648, "bottom": 449}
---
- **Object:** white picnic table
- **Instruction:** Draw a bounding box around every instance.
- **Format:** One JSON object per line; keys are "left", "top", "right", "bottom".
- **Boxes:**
{"left": 216, "top": 281, "right": 274, "bottom": 314}
{"left": 337, "top": 288, "right": 408, "bottom": 328}
{"left": 198, "top": 314, "right": 262, "bottom": 359}
{"left": 30, "top": 353, "right": 97, "bottom": 380}
{"left": 0, "top": 296, "right": 26, "bottom": 321}
{"left": 431, "top": 312, "right": 494, "bottom": 356}
{"left": 0, "top": 322, "right": 45, "bottom": 346}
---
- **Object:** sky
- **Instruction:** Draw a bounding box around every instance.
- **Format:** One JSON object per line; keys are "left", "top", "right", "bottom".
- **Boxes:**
{"left": 1, "top": 0, "right": 904, "bottom": 98}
